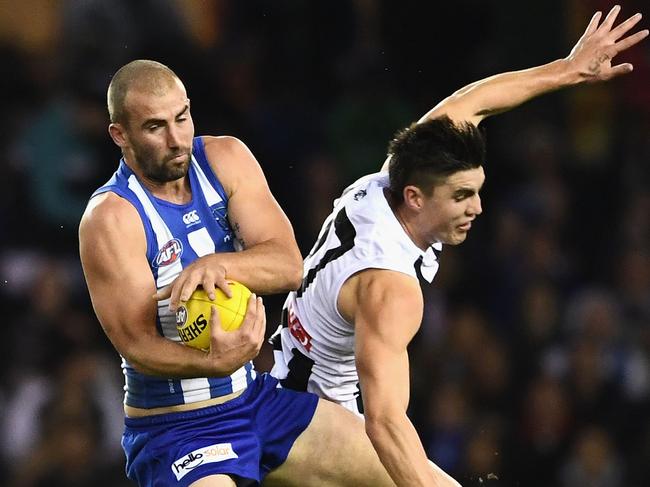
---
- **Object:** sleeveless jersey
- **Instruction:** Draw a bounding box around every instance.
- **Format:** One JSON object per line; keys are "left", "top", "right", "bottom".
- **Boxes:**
{"left": 92, "top": 137, "right": 255, "bottom": 409}
{"left": 270, "top": 171, "right": 442, "bottom": 414}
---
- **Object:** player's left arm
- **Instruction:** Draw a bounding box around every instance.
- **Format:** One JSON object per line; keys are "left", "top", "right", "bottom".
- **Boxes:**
{"left": 422, "top": 6, "right": 647, "bottom": 127}
{"left": 159, "top": 135, "right": 303, "bottom": 310}
{"left": 379, "top": 6, "right": 647, "bottom": 172}
{"left": 352, "top": 269, "right": 461, "bottom": 487}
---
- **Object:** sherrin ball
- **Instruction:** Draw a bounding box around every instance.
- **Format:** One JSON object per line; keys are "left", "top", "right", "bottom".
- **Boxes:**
{"left": 175, "top": 280, "right": 252, "bottom": 351}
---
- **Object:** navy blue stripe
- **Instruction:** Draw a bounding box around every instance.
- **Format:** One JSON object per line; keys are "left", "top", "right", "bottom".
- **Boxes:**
{"left": 298, "top": 207, "right": 356, "bottom": 297}
{"left": 279, "top": 348, "right": 315, "bottom": 392}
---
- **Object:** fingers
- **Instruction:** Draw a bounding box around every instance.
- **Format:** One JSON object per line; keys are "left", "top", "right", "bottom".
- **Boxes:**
{"left": 215, "top": 276, "right": 233, "bottom": 299}
{"left": 614, "top": 28, "right": 649, "bottom": 53}
{"left": 209, "top": 304, "right": 224, "bottom": 335}
{"left": 610, "top": 12, "right": 643, "bottom": 41}
{"left": 584, "top": 11, "right": 603, "bottom": 37}
{"left": 153, "top": 285, "right": 172, "bottom": 301}
{"left": 167, "top": 259, "right": 229, "bottom": 311}
{"left": 179, "top": 281, "right": 199, "bottom": 303}
{"left": 207, "top": 296, "right": 264, "bottom": 367}
{"left": 607, "top": 62, "right": 634, "bottom": 79}
{"left": 169, "top": 275, "right": 200, "bottom": 312}
{"left": 202, "top": 277, "right": 216, "bottom": 301}
{"left": 600, "top": 5, "right": 622, "bottom": 32}
{"left": 240, "top": 294, "right": 260, "bottom": 328}
{"left": 236, "top": 294, "right": 265, "bottom": 341}
{"left": 250, "top": 295, "right": 266, "bottom": 339}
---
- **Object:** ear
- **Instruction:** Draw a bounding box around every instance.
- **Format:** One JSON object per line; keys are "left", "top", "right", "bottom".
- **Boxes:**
{"left": 402, "top": 185, "right": 425, "bottom": 211}
{"left": 108, "top": 123, "right": 127, "bottom": 148}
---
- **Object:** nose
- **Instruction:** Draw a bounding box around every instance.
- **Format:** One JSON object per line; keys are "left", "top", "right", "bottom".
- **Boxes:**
{"left": 469, "top": 194, "right": 482, "bottom": 216}
{"left": 167, "top": 125, "right": 181, "bottom": 149}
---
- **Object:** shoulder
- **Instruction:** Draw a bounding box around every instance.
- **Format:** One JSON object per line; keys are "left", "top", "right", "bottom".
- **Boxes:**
{"left": 347, "top": 268, "right": 424, "bottom": 340}
{"left": 356, "top": 269, "right": 422, "bottom": 307}
{"left": 341, "top": 267, "right": 422, "bottom": 322}
{"left": 80, "top": 192, "right": 143, "bottom": 243}
{"left": 199, "top": 135, "right": 265, "bottom": 195}
{"left": 201, "top": 135, "right": 256, "bottom": 166}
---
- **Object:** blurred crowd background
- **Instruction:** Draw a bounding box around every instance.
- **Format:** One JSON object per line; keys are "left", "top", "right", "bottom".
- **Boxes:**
{"left": 0, "top": 0, "right": 648, "bottom": 486}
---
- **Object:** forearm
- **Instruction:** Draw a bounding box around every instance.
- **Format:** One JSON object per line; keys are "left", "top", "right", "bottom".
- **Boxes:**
{"left": 420, "top": 58, "right": 579, "bottom": 125}
{"left": 366, "top": 411, "right": 449, "bottom": 487}
{"left": 210, "top": 238, "right": 303, "bottom": 294}
{"left": 122, "top": 334, "right": 243, "bottom": 378}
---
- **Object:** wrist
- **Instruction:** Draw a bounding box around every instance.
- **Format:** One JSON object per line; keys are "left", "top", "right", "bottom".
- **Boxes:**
{"left": 555, "top": 57, "right": 586, "bottom": 86}
{"left": 208, "top": 253, "right": 230, "bottom": 278}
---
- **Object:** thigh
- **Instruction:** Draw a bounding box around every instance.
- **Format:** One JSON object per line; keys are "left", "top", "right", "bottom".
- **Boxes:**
{"left": 263, "top": 399, "right": 395, "bottom": 487}
{"left": 189, "top": 475, "right": 237, "bottom": 487}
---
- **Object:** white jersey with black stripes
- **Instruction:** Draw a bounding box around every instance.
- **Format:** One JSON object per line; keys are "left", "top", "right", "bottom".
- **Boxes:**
{"left": 270, "top": 171, "right": 442, "bottom": 415}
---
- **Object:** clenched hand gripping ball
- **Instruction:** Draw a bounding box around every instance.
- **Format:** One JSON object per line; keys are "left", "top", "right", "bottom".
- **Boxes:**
{"left": 175, "top": 280, "right": 252, "bottom": 350}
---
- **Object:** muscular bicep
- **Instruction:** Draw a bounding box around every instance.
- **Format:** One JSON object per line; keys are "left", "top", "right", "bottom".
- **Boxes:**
{"left": 204, "top": 136, "right": 298, "bottom": 250}
{"left": 79, "top": 194, "right": 158, "bottom": 361}
{"left": 353, "top": 270, "right": 424, "bottom": 417}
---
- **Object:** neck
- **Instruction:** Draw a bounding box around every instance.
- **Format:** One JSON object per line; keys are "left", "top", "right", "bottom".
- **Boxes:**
{"left": 384, "top": 189, "right": 428, "bottom": 251}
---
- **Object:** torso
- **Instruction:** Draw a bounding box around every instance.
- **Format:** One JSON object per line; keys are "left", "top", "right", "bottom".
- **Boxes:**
{"left": 270, "top": 172, "right": 442, "bottom": 411}
{"left": 92, "top": 136, "right": 255, "bottom": 410}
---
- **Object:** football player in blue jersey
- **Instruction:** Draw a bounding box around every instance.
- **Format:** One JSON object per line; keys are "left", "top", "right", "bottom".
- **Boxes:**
{"left": 79, "top": 60, "right": 399, "bottom": 486}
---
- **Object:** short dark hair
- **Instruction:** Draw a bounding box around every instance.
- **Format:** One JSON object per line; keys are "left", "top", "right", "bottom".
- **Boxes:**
{"left": 387, "top": 116, "right": 486, "bottom": 202}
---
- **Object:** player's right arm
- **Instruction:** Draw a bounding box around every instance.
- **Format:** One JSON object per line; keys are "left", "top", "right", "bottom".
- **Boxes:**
{"left": 342, "top": 269, "right": 461, "bottom": 487}
{"left": 79, "top": 192, "right": 265, "bottom": 378}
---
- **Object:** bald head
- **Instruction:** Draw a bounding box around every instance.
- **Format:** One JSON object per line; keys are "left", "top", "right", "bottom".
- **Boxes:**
{"left": 107, "top": 60, "right": 182, "bottom": 125}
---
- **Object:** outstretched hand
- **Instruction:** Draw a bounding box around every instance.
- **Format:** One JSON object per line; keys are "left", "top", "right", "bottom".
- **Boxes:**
{"left": 566, "top": 5, "right": 648, "bottom": 82}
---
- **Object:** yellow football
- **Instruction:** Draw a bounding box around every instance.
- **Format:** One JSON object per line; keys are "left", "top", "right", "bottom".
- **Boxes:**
{"left": 175, "top": 280, "right": 251, "bottom": 350}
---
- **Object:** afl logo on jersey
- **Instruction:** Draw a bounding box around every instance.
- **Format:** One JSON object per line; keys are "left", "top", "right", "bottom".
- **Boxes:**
{"left": 154, "top": 239, "right": 183, "bottom": 267}
{"left": 176, "top": 305, "right": 188, "bottom": 326}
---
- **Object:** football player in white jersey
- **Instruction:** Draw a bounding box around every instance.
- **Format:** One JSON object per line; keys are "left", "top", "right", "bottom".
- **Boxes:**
{"left": 271, "top": 6, "right": 648, "bottom": 487}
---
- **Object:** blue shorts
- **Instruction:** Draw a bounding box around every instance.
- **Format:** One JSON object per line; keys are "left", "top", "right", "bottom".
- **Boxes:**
{"left": 122, "top": 373, "right": 319, "bottom": 486}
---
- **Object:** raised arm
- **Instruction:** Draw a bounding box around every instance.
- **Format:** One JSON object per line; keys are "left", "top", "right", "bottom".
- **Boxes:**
{"left": 421, "top": 6, "right": 648, "bottom": 126}
{"left": 158, "top": 136, "right": 304, "bottom": 310}
{"left": 79, "top": 192, "right": 265, "bottom": 377}
{"left": 349, "top": 269, "right": 461, "bottom": 487}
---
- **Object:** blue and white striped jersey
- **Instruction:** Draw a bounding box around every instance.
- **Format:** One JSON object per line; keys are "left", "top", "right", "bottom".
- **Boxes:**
{"left": 92, "top": 136, "right": 255, "bottom": 408}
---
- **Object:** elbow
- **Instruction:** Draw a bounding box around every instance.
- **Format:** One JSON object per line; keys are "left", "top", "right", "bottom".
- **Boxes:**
{"left": 287, "top": 259, "right": 303, "bottom": 291}
{"left": 279, "top": 247, "right": 303, "bottom": 291}
{"left": 365, "top": 418, "right": 389, "bottom": 450}
{"left": 364, "top": 411, "right": 390, "bottom": 443}
{"left": 364, "top": 403, "right": 405, "bottom": 445}
{"left": 122, "top": 347, "right": 149, "bottom": 375}
{"left": 119, "top": 338, "right": 154, "bottom": 375}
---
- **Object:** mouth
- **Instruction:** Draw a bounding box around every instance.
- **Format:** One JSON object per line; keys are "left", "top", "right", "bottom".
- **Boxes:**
{"left": 168, "top": 152, "right": 189, "bottom": 164}
{"left": 457, "top": 221, "right": 473, "bottom": 231}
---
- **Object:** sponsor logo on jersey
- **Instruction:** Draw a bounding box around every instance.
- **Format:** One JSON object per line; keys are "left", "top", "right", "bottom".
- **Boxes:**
{"left": 177, "top": 313, "right": 208, "bottom": 343}
{"left": 288, "top": 305, "right": 313, "bottom": 352}
{"left": 172, "top": 443, "right": 238, "bottom": 480}
{"left": 182, "top": 209, "right": 201, "bottom": 226}
{"left": 154, "top": 239, "right": 183, "bottom": 267}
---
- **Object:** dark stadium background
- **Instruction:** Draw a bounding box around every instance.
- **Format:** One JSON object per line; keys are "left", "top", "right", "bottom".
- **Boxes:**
{"left": 0, "top": 1, "right": 648, "bottom": 486}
